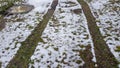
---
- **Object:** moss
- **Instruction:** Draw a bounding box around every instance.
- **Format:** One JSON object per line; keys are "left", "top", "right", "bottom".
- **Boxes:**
{"left": 54, "top": 47, "right": 58, "bottom": 51}
{"left": 5, "top": 47, "right": 10, "bottom": 50}
{"left": 80, "top": 45, "right": 85, "bottom": 48}
{"left": 26, "top": 25, "right": 34, "bottom": 30}
{"left": 76, "top": 60, "right": 82, "bottom": 64}
{"left": 57, "top": 64, "right": 62, "bottom": 68}
{"left": 16, "top": 18, "right": 25, "bottom": 22}
{"left": 115, "top": 46, "right": 120, "bottom": 52}
{"left": 72, "top": 31, "right": 77, "bottom": 35}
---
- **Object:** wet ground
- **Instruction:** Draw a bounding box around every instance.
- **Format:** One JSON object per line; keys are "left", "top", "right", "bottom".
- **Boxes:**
{"left": 0, "top": 0, "right": 120, "bottom": 68}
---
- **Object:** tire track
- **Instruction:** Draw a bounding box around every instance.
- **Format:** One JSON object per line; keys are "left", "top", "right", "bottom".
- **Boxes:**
{"left": 79, "top": 45, "right": 96, "bottom": 68}
{"left": 77, "top": 0, "right": 118, "bottom": 68}
{"left": 6, "top": 0, "right": 58, "bottom": 68}
{"left": 0, "top": 62, "right": 1, "bottom": 68}
{"left": 0, "top": 15, "right": 5, "bottom": 31}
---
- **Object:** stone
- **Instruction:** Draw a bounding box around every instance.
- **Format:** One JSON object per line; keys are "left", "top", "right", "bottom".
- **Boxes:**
{"left": 72, "top": 9, "right": 82, "bottom": 14}
{"left": 6, "top": 4, "right": 34, "bottom": 14}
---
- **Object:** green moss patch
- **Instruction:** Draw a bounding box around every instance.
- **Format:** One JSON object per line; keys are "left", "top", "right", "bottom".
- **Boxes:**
{"left": 115, "top": 46, "right": 120, "bottom": 52}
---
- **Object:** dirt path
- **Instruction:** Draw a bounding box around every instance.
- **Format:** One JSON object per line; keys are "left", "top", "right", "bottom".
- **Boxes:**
{"left": 77, "top": 0, "right": 118, "bottom": 68}
{"left": 6, "top": 0, "right": 58, "bottom": 68}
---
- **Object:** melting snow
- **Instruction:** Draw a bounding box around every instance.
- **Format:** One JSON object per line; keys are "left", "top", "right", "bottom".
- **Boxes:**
{"left": 0, "top": 0, "right": 119, "bottom": 68}
{"left": 29, "top": 0, "right": 96, "bottom": 68}
{"left": 0, "top": 0, "right": 53, "bottom": 68}
{"left": 87, "top": 0, "right": 120, "bottom": 67}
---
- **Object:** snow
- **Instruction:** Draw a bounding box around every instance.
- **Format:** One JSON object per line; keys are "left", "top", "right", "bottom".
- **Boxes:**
{"left": 29, "top": 0, "right": 96, "bottom": 68}
{"left": 0, "top": 0, "right": 53, "bottom": 68}
{"left": 27, "top": 0, "right": 52, "bottom": 13}
{"left": 0, "top": 0, "right": 119, "bottom": 68}
{"left": 86, "top": 0, "right": 120, "bottom": 67}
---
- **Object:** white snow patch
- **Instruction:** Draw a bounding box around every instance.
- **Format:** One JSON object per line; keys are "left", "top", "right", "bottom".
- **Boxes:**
{"left": 87, "top": 0, "right": 120, "bottom": 66}
{"left": 0, "top": 0, "right": 53, "bottom": 68}
{"left": 30, "top": 0, "right": 96, "bottom": 68}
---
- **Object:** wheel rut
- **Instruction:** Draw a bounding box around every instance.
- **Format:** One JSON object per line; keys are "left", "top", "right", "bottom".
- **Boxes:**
{"left": 6, "top": 0, "right": 58, "bottom": 68}
{"left": 77, "top": 0, "right": 118, "bottom": 68}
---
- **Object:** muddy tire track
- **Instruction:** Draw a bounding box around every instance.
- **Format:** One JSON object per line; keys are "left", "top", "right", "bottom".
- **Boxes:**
{"left": 77, "top": 0, "right": 118, "bottom": 68}
{"left": 0, "top": 62, "right": 1, "bottom": 68}
{"left": 79, "top": 45, "right": 96, "bottom": 68}
{"left": 6, "top": 0, "right": 58, "bottom": 68}
{"left": 0, "top": 15, "right": 5, "bottom": 31}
